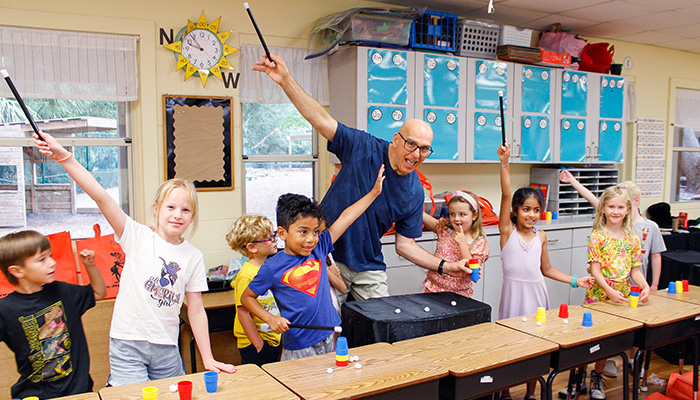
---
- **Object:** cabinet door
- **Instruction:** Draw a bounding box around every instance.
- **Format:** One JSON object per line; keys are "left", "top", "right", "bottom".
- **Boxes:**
{"left": 482, "top": 255, "right": 502, "bottom": 321}
{"left": 367, "top": 49, "right": 409, "bottom": 105}
{"left": 559, "top": 118, "right": 587, "bottom": 162}
{"left": 545, "top": 248, "right": 572, "bottom": 309}
{"left": 367, "top": 105, "right": 406, "bottom": 142}
{"left": 570, "top": 246, "right": 590, "bottom": 305}
{"left": 600, "top": 76, "right": 625, "bottom": 119}
{"left": 475, "top": 60, "right": 509, "bottom": 110}
{"left": 560, "top": 71, "right": 588, "bottom": 116}
{"left": 473, "top": 112, "right": 503, "bottom": 161}
{"left": 422, "top": 55, "right": 460, "bottom": 108}
{"left": 521, "top": 66, "right": 552, "bottom": 114}
{"left": 424, "top": 108, "right": 459, "bottom": 160}
{"left": 598, "top": 120, "right": 624, "bottom": 162}
{"left": 520, "top": 116, "right": 551, "bottom": 162}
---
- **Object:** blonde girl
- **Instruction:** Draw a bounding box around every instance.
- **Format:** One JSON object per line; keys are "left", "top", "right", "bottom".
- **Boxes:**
{"left": 34, "top": 132, "right": 235, "bottom": 386}
{"left": 422, "top": 190, "right": 489, "bottom": 297}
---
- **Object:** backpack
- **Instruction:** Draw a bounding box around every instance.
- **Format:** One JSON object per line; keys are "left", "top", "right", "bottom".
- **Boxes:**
{"left": 444, "top": 192, "right": 499, "bottom": 226}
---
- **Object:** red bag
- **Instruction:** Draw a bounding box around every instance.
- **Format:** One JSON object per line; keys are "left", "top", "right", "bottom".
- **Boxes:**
{"left": 75, "top": 224, "right": 125, "bottom": 299}
{"left": 444, "top": 192, "right": 499, "bottom": 226}
{"left": 0, "top": 231, "right": 78, "bottom": 298}
{"left": 383, "top": 169, "right": 433, "bottom": 236}
{"left": 578, "top": 43, "right": 614, "bottom": 73}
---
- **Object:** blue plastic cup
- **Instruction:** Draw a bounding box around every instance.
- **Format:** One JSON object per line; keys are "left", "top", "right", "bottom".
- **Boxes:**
{"left": 668, "top": 281, "right": 677, "bottom": 294}
{"left": 551, "top": 211, "right": 558, "bottom": 220}
{"left": 582, "top": 311, "right": 593, "bottom": 327}
{"left": 203, "top": 371, "right": 218, "bottom": 393}
{"left": 471, "top": 268, "right": 480, "bottom": 282}
{"left": 336, "top": 336, "right": 348, "bottom": 356}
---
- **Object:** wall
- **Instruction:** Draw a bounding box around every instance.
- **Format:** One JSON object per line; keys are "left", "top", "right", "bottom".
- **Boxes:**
{"left": 1, "top": 0, "right": 699, "bottom": 268}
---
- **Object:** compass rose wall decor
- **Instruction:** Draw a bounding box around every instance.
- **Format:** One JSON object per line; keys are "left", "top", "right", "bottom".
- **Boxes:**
{"left": 164, "top": 11, "right": 239, "bottom": 86}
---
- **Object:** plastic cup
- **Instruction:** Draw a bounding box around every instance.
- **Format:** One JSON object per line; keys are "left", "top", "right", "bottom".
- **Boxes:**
{"left": 22, "top": 398, "right": 39, "bottom": 400}
{"left": 558, "top": 304, "right": 569, "bottom": 318}
{"left": 683, "top": 280, "right": 689, "bottom": 292}
{"left": 630, "top": 286, "right": 640, "bottom": 294}
{"left": 535, "top": 306, "right": 546, "bottom": 322}
{"left": 582, "top": 311, "right": 593, "bottom": 327}
{"left": 178, "top": 381, "right": 193, "bottom": 400}
{"left": 142, "top": 386, "right": 158, "bottom": 400}
{"left": 203, "top": 371, "right": 218, "bottom": 393}
{"left": 630, "top": 296, "right": 639, "bottom": 308}
{"left": 551, "top": 211, "right": 558, "bottom": 220}
{"left": 469, "top": 260, "right": 480, "bottom": 283}
{"left": 546, "top": 211, "right": 552, "bottom": 220}
{"left": 336, "top": 336, "right": 348, "bottom": 355}
{"left": 540, "top": 212, "right": 547, "bottom": 220}
{"left": 669, "top": 281, "right": 677, "bottom": 294}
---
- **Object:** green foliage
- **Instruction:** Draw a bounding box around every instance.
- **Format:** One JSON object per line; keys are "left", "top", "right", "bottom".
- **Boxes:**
{"left": 0, "top": 97, "right": 117, "bottom": 123}
{"left": 242, "top": 103, "right": 312, "bottom": 155}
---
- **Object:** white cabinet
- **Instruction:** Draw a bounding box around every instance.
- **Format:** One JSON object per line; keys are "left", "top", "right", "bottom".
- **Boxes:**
{"left": 382, "top": 233, "right": 434, "bottom": 296}
{"left": 570, "top": 227, "right": 593, "bottom": 305}
{"left": 512, "top": 64, "right": 556, "bottom": 163}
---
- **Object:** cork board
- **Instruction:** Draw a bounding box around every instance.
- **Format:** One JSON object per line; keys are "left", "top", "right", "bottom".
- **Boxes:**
{"left": 163, "top": 96, "right": 233, "bottom": 190}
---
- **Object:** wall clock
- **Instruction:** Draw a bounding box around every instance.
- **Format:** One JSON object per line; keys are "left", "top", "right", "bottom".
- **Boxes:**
{"left": 164, "top": 11, "right": 239, "bottom": 86}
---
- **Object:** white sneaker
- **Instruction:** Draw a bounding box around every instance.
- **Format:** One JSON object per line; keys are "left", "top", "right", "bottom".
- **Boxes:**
{"left": 603, "top": 359, "right": 618, "bottom": 378}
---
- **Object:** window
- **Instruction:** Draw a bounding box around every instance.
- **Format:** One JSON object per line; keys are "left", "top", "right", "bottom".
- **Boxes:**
{"left": 242, "top": 103, "right": 316, "bottom": 225}
{"left": 671, "top": 88, "right": 700, "bottom": 202}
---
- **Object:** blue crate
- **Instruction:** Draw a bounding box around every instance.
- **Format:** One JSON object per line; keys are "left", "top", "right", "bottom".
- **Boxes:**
{"left": 410, "top": 10, "right": 458, "bottom": 52}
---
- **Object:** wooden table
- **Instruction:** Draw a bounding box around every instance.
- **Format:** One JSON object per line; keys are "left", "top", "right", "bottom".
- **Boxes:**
{"left": 99, "top": 364, "right": 298, "bottom": 400}
{"left": 584, "top": 295, "right": 700, "bottom": 400}
{"left": 498, "top": 305, "right": 642, "bottom": 400}
{"left": 262, "top": 342, "right": 448, "bottom": 399}
{"left": 392, "top": 322, "right": 558, "bottom": 400}
{"left": 50, "top": 393, "right": 100, "bottom": 400}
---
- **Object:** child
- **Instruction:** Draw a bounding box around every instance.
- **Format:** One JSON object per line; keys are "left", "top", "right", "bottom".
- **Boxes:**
{"left": 560, "top": 172, "right": 666, "bottom": 379}
{"left": 226, "top": 214, "right": 282, "bottom": 366}
{"left": 33, "top": 132, "right": 235, "bottom": 386}
{"left": 422, "top": 190, "right": 489, "bottom": 297}
{"left": 0, "top": 231, "right": 106, "bottom": 399}
{"left": 582, "top": 185, "right": 650, "bottom": 400}
{"left": 497, "top": 143, "right": 594, "bottom": 400}
{"left": 241, "top": 166, "right": 384, "bottom": 361}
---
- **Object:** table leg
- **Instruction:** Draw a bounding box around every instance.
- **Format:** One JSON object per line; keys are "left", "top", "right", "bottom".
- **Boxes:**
{"left": 190, "top": 336, "right": 197, "bottom": 374}
{"left": 619, "top": 352, "right": 629, "bottom": 400}
{"left": 536, "top": 376, "right": 547, "bottom": 400}
{"left": 547, "top": 369, "right": 560, "bottom": 400}
{"left": 632, "top": 349, "right": 643, "bottom": 400}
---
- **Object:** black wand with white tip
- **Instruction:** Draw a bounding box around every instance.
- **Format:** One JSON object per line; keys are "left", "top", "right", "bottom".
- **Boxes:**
{"left": 1, "top": 69, "right": 44, "bottom": 142}
{"left": 244, "top": 2, "right": 273, "bottom": 64}
{"left": 498, "top": 90, "right": 506, "bottom": 145}
{"left": 289, "top": 324, "right": 342, "bottom": 332}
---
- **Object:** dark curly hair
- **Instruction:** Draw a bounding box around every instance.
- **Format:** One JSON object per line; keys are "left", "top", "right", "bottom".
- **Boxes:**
{"left": 276, "top": 193, "right": 325, "bottom": 230}
{"left": 510, "top": 188, "right": 544, "bottom": 224}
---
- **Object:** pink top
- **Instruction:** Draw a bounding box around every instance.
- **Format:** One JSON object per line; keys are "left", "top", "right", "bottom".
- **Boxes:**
{"left": 424, "top": 218, "right": 489, "bottom": 297}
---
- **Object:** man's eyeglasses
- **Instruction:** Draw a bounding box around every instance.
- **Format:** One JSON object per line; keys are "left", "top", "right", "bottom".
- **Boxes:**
{"left": 397, "top": 132, "right": 433, "bottom": 157}
{"left": 252, "top": 232, "right": 278, "bottom": 243}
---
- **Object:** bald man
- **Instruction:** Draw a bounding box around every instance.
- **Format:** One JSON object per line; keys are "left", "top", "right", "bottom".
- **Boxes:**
{"left": 253, "top": 54, "right": 470, "bottom": 301}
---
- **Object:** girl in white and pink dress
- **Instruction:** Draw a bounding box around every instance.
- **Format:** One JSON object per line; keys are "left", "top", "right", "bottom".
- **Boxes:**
{"left": 497, "top": 143, "right": 594, "bottom": 400}
{"left": 422, "top": 191, "right": 489, "bottom": 297}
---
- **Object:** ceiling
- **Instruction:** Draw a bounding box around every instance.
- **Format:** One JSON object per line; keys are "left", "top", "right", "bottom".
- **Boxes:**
{"left": 370, "top": 0, "right": 700, "bottom": 53}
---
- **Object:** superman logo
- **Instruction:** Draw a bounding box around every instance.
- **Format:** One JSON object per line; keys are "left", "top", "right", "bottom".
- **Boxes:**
{"left": 281, "top": 259, "right": 321, "bottom": 297}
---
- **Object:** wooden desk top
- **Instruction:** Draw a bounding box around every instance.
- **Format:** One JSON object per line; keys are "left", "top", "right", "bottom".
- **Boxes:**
{"left": 497, "top": 305, "right": 642, "bottom": 348}
{"left": 50, "top": 393, "right": 100, "bottom": 400}
{"left": 98, "top": 364, "right": 298, "bottom": 400}
{"left": 583, "top": 295, "right": 700, "bottom": 327}
{"left": 262, "top": 342, "right": 449, "bottom": 400}
{"left": 183, "top": 290, "right": 235, "bottom": 310}
{"left": 651, "top": 285, "right": 700, "bottom": 306}
{"left": 392, "top": 322, "right": 558, "bottom": 376}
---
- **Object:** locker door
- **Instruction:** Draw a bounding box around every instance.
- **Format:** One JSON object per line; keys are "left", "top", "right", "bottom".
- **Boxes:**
{"left": 474, "top": 111, "right": 502, "bottom": 161}
{"left": 520, "top": 116, "right": 551, "bottom": 162}
{"left": 424, "top": 108, "right": 459, "bottom": 160}
{"left": 522, "top": 66, "right": 551, "bottom": 114}
{"left": 561, "top": 71, "right": 588, "bottom": 116}
{"left": 475, "top": 60, "right": 508, "bottom": 110}
{"left": 559, "top": 118, "right": 587, "bottom": 163}
{"left": 598, "top": 120, "right": 623, "bottom": 162}
{"left": 600, "top": 76, "right": 624, "bottom": 119}
{"left": 367, "top": 49, "right": 408, "bottom": 105}
{"left": 367, "top": 105, "right": 406, "bottom": 142}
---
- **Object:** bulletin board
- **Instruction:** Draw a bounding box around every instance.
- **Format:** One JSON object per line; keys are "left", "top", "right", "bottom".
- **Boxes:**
{"left": 163, "top": 95, "right": 233, "bottom": 191}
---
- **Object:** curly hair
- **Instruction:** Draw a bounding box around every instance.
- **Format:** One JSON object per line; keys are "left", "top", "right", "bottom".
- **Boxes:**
{"left": 0, "top": 230, "right": 51, "bottom": 286}
{"left": 276, "top": 193, "right": 325, "bottom": 230}
{"left": 226, "top": 214, "right": 274, "bottom": 258}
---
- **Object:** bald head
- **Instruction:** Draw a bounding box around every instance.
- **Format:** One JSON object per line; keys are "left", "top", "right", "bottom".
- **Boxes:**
{"left": 401, "top": 119, "right": 433, "bottom": 145}
{"left": 388, "top": 119, "right": 434, "bottom": 175}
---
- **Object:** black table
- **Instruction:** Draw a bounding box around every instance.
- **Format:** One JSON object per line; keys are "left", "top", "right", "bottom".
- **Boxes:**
{"left": 341, "top": 292, "right": 491, "bottom": 348}
{"left": 662, "top": 229, "right": 700, "bottom": 252}
{"left": 659, "top": 251, "right": 700, "bottom": 290}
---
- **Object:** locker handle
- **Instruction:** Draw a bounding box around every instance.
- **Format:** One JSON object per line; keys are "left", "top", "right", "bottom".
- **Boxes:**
{"left": 548, "top": 239, "right": 559, "bottom": 244}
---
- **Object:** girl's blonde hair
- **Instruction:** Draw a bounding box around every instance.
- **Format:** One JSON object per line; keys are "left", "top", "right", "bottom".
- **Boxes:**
{"left": 448, "top": 191, "right": 486, "bottom": 239}
{"left": 593, "top": 186, "right": 634, "bottom": 238}
{"left": 616, "top": 181, "right": 641, "bottom": 202}
{"left": 152, "top": 178, "right": 199, "bottom": 236}
{"left": 226, "top": 214, "right": 274, "bottom": 258}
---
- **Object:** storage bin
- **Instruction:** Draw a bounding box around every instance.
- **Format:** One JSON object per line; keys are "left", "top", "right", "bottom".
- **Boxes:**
{"left": 499, "top": 25, "right": 536, "bottom": 47}
{"left": 342, "top": 13, "right": 412, "bottom": 46}
{"left": 456, "top": 19, "right": 500, "bottom": 59}
{"left": 410, "top": 10, "right": 458, "bottom": 52}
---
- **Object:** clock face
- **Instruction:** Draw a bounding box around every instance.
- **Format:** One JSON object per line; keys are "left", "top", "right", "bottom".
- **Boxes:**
{"left": 182, "top": 29, "right": 222, "bottom": 70}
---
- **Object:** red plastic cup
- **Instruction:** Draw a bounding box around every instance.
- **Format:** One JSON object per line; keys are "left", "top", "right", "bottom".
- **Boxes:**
{"left": 558, "top": 304, "right": 569, "bottom": 318}
{"left": 630, "top": 286, "right": 640, "bottom": 294}
{"left": 178, "top": 381, "right": 192, "bottom": 400}
{"left": 683, "top": 280, "right": 689, "bottom": 292}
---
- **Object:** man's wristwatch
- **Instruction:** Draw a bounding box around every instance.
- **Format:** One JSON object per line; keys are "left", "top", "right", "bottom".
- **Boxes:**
{"left": 438, "top": 259, "right": 446, "bottom": 275}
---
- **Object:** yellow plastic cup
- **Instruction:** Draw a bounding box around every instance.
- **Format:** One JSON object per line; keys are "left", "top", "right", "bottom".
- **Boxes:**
{"left": 535, "top": 306, "right": 546, "bottom": 322}
{"left": 676, "top": 280, "right": 684, "bottom": 292}
{"left": 630, "top": 296, "right": 639, "bottom": 308}
{"left": 22, "top": 397, "right": 40, "bottom": 400}
{"left": 142, "top": 386, "right": 158, "bottom": 400}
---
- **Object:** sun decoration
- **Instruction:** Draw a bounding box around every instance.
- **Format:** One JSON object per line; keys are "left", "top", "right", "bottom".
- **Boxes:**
{"left": 164, "top": 11, "right": 239, "bottom": 87}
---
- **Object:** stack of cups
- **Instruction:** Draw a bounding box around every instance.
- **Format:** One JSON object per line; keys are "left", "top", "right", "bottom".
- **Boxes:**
{"left": 535, "top": 307, "right": 546, "bottom": 323}
{"left": 469, "top": 259, "right": 480, "bottom": 282}
{"left": 336, "top": 336, "right": 349, "bottom": 367}
{"left": 669, "top": 282, "right": 677, "bottom": 294}
{"left": 629, "top": 286, "right": 640, "bottom": 308}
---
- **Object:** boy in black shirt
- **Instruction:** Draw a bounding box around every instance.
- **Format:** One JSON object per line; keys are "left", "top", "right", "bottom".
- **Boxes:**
{"left": 0, "top": 230, "right": 106, "bottom": 399}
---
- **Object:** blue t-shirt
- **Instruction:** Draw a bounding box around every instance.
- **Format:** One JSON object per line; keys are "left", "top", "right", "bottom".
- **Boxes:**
{"left": 247, "top": 231, "right": 341, "bottom": 350}
{"left": 321, "top": 123, "right": 424, "bottom": 272}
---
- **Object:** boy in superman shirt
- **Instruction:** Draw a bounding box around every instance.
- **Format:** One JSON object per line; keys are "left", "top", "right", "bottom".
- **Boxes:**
{"left": 242, "top": 166, "right": 384, "bottom": 360}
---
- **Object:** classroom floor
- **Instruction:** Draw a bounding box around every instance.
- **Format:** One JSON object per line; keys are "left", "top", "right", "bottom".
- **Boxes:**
{"left": 510, "top": 352, "right": 688, "bottom": 400}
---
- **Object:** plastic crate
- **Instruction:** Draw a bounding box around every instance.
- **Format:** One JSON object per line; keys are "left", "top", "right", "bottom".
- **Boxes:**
{"left": 410, "top": 10, "right": 458, "bottom": 52}
{"left": 499, "top": 25, "right": 535, "bottom": 47}
{"left": 456, "top": 19, "right": 500, "bottom": 59}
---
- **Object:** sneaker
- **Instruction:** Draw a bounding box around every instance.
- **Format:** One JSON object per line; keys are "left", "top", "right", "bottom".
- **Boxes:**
{"left": 590, "top": 370, "right": 607, "bottom": 400}
{"left": 557, "top": 374, "right": 587, "bottom": 399}
{"left": 628, "top": 361, "right": 645, "bottom": 377}
{"left": 603, "top": 359, "right": 618, "bottom": 378}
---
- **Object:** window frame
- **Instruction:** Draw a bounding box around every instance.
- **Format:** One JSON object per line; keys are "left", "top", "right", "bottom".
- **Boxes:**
{"left": 668, "top": 78, "right": 700, "bottom": 204}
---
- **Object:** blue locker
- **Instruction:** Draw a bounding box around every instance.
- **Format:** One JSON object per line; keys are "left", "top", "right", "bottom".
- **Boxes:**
{"left": 600, "top": 76, "right": 624, "bottom": 119}
{"left": 559, "top": 118, "right": 587, "bottom": 162}
{"left": 367, "top": 105, "right": 405, "bottom": 142}
{"left": 423, "top": 55, "right": 459, "bottom": 108}
{"left": 522, "top": 67, "right": 551, "bottom": 114}
{"left": 475, "top": 60, "right": 508, "bottom": 110}
{"left": 520, "top": 116, "right": 551, "bottom": 162}
{"left": 561, "top": 71, "right": 588, "bottom": 116}
{"left": 367, "top": 49, "right": 408, "bottom": 105}
{"left": 474, "top": 112, "right": 502, "bottom": 161}
{"left": 424, "top": 108, "right": 458, "bottom": 160}
{"left": 599, "top": 120, "right": 623, "bottom": 162}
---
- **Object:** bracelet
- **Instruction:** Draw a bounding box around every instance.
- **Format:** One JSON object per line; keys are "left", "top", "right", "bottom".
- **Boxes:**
{"left": 501, "top": 162, "right": 509, "bottom": 168}
{"left": 571, "top": 275, "right": 578, "bottom": 288}
{"left": 438, "top": 259, "right": 446, "bottom": 275}
{"left": 56, "top": 152, "right": 73, "bottom": 163}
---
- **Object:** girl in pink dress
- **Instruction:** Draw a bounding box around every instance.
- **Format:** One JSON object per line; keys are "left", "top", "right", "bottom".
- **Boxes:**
{"left": 423, "top": 190, "right": 489, "bottom": 297}
{"left": 497, "top": 143, "right": 594, "bottom": 400}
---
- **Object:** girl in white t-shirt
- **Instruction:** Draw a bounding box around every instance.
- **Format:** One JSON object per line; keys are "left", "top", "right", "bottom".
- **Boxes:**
{"left": 34, "top": 132, "right": 235, "bottom": 386}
